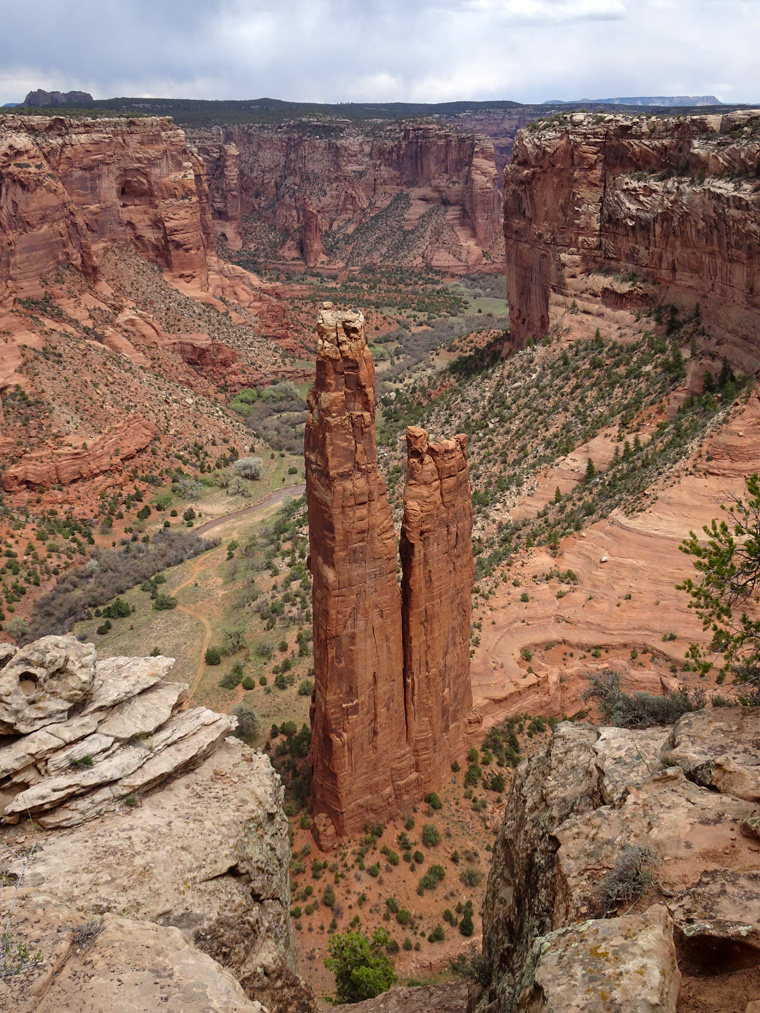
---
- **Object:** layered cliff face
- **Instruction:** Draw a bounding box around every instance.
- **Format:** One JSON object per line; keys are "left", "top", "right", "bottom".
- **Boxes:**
{"left": 190, "top": 121, "right": 502, "bottom": 270}
{"left": 0, "top": 636, "right": 316, "bottom": 1013}
{"left": 306, "top": 308, "right": 474, "bottom": 845}
{"left": 503, "top": 110, "right": 760, "bottom": 369}
{"left": 400, "top": 426, "right": 473, "bottom": 789}
{"left": 478, "top": 711, "right": 760, "bottom": 1013}
{"left": 0, "top": 114, "right": 214, "bottom": 305}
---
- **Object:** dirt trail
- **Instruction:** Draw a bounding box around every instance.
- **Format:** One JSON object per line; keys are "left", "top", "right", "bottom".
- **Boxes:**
{"left": 175, "top": 484, "right": 305, "bottom": 703}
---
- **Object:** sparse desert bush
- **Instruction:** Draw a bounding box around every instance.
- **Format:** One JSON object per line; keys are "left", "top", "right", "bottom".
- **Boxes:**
{"left": 233, "top": 456, "right": 264, "bottom": 480}
{"left": 583, "top": 671, "right": 702, "bottom": 728}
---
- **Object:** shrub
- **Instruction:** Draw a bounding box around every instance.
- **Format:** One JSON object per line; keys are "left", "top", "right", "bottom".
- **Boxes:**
{"left": 205, "top": 647, "right": 222, "bottom": 666}
{"left": 583, "top": 671, "right": 701, "bottom": 728}
{"left": 599, "top": 845, "right": 659, "bottom": 914}
{"left": 234, "top": 456, "right": 264, "bottom": 480}
{"left": 417, "top": 864, "right": 445, "bottom": 894}
{"left": 242, "top": 676, "right": 256, "bottom": 690}
{"left": 413, "top": 850, "right": 424, "bottom": 865}
{"left": 220, "top": 662, "right": 245, "bottom": 689}
{"left": 460, "top": 867, "right": 482, "bottom": 887}
{"left": 152, "top": 593, "right": 178, "bottom": 610}
{"left": 323, "top": 885, "right": 336, "bottom": 908}
{"left": 324, "top": 929, "right": 397, "bottom": 1004}
{"left": 298, "top": 679, "right": 314, "bottom": 696}
{"left": 428, "top": 925, "right": 445, "bottom": 943}
{"left": 396, "top": 908, "right": 411, "bottom": 926}
{"left": 232, "top": 702, "right": 260, "bottom": 745}
{"left": 425, "top": 792, "right": 443, "bottom": 810}
{"left": 421, "top": 824, "right": 440, "bottom": 847}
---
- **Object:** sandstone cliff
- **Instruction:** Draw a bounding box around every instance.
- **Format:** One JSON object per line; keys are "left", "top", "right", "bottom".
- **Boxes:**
{"left": 478, "top": 710, "right": 760, "bottom": 1013}
{"left": 0, "top": 114, "right": 214, "bottom": 306}
{"left": 190, "top": 120, "right": 502, "bottom": 270}
{"left": 0, "top": 635, "right": 315, "bottom": 1012}
{"left": 400, "top": 426, "right": 473, "bottom": 792}
{"left": 306, "top": 308, "right": 474, "bottom": 845}
{"left": 503, "top": 110, "right": 760, "bottom": 369}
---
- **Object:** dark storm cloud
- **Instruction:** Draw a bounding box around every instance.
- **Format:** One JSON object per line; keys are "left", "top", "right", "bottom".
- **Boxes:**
{"left": 1, "top": 0, "right": 758, "bottom": 106}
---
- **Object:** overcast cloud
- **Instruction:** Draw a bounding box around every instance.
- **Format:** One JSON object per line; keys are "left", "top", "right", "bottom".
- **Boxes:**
{"left": 1, "top": 0, "right": 758, "bottom": 106}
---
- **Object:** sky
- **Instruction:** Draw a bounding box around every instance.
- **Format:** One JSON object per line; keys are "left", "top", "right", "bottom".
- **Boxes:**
{"left": 1, "top": 0, "right": 758, "bottom": 107}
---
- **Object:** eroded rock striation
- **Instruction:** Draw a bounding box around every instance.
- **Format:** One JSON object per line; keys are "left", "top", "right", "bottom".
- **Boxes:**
{"left": 0, "top": 635, "right": 316, "bottom": 1013}
{"left": 503, "top": 110, "right": 760, "bottom": 369}
{"left": 400, "top": 426, "right": 473, "bottom": 791}
{"left": 306, "top": 307, "right": 473, "bottom": 845}
{"left": 2, "top": 415, "right": 158, "bottom": 493}
{"left": 477, "top": 709, "right": 760, "bottom": 1012}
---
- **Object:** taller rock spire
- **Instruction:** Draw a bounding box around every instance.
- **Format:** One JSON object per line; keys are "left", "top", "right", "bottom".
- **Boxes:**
{"left": 305, "top": 304, "right": 416, "bottom": 845}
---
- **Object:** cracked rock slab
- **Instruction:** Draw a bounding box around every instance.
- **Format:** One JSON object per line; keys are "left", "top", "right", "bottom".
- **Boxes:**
{"left": 517, "top": 906, "right": 679, "bottom": 1012}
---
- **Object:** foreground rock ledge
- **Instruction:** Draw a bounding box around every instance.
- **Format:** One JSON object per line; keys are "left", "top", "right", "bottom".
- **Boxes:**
{"left": 0, "top": 636, "right": 316, "bottom": 1013}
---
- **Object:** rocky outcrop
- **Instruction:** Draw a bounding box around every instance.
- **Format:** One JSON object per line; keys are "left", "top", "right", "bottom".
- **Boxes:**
{"left": 23, "top": 89, "right": 94, "bottom": 107}
{"left": 300, "top": 198, "right": 324, "bottom": 267}
{"left": 305, "top": 304, "right": 416, "bottom": 843}
{"left": 2, "top": 415, "right": 157, "bottom": 492}
{"left": 0, "top": 635, "right": 315, "bottom": 1012}
{"left": 306, "top": 308, "right": 474, "bottom": 845}
{"left": 502, "top": 110, "right": 760, "bottom": 369}
{"left": 478, "top": 709, "right": 760, "bottom": 1012}
{"left": 190, "top": 120, "right": 502, "bottom": 270}
{"left": 0, "top": 114, "right": 214, "bottom": 309}
{"left": 400, "top": 426, "right": 473, "bottom": 792}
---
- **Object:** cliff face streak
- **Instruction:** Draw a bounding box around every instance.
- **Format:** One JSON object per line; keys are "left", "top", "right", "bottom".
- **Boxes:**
{"left": 191, "top": 121, "right": 502, "bottom": 270}
{"left": 503, "top": 110, "right": 760, "bottom": 369}
{"left": 306, "top": 306, "right": 473, "bottom": 845}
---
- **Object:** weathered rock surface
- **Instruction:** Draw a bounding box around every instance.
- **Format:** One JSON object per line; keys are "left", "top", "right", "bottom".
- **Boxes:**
{"left": 516, "top": 908, "right": 679, "bottom": 1013}
{"left": 191, "top": 120, "right": 502, "bottom": 270}
{"left": 0, "top": 893, "right": 268, "bottom": 1013}
{"left": 400, "top": 425, "right": 473, "bottom": 792}
{"left": 478, "top": 709, "right": 760, "bottom": 1012}
{"left": 339, "top": 981, "right": 472, "bottom": 1012}
{"left": 2, "top": 415, "right": 158, "bottom": 492}
{"left": 671, "top": 869, "right": 760, "bottom": 970}
{"left": 306, "top": 310, "right": 475, "bottom": 844}
{"left": 305, "top": 304, "right": 416, "bottom": 842}
{"left": 663, "top": 706, "right": 760, "bottom": 801}
{"left": 0, "top": 636, "right": 234, "bottom": 826}
{"left": 0, "top": 637, "right": 315, "bottom": 1012}
{"left": 503, "top": 110, "right": 760, "bottom": 369}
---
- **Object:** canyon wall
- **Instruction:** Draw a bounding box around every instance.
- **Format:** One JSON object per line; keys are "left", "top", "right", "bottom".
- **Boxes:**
{"left": 305, "top": 306, "right": 473, "bottom": 846}
{"left": 0, "top": 114, "right": 214, "bottom": 307}
{"left": 189, "top": 120, "right": 502, "bottom": 270}
{"left": 503, "top": 110, "right": 760, "bottom": 370}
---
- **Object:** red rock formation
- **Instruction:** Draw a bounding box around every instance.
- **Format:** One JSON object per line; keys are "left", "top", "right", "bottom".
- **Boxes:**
{"left": 306, "top": 311, "right": 474, "bottom": 844}
{"left": 503, "top": 110, "right": 760, "bottom": 368}
{"left": 400, "top": 426, "right": 474, "bottom": 791}
{"left": 191, "top": 120, "right": 502, "bottom": 270}
{"left": 305, "top": 304, "right": 417, "bottom": 843}
{"left": 300, "top": 199, "right": 324, "bottom": 267}
{"left": 0, "top": 114, "right": 213, "bottom": 308}
{"left": 2, "top": 416, "right": 157, "bottom": 492}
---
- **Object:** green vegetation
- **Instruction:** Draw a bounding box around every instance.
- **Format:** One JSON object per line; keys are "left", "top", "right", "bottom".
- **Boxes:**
{"left": 583, "top": 671, "right": 703, "bottom": 728}
{"left": 678, "top": 473, "right": 760, "bottom": 700}
{"left": 324, "top": 929, "right": 397, "bottom": 1003}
